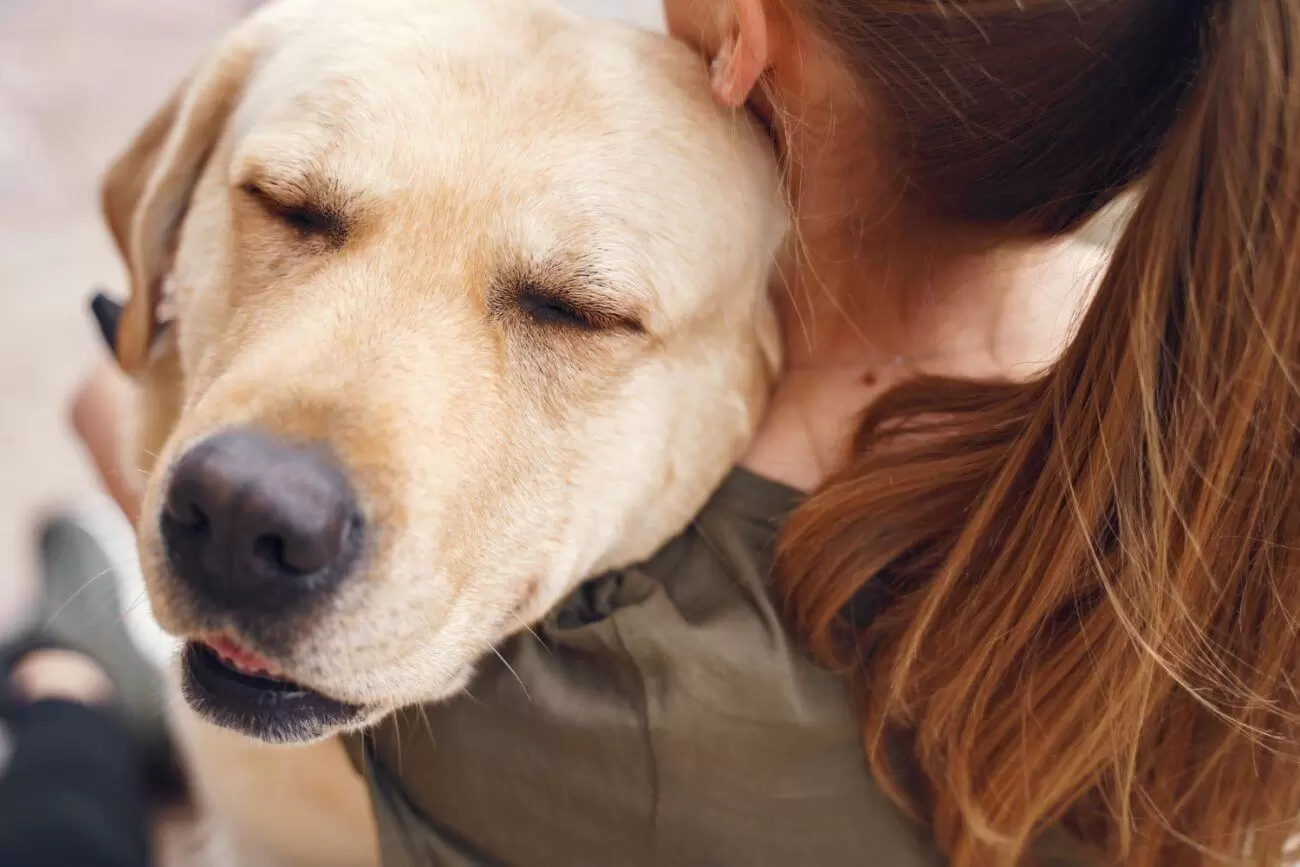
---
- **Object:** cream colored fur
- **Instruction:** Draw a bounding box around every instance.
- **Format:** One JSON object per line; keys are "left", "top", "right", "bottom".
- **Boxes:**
{"left": 101, "top": 0, "right": 785, "bottom": 864}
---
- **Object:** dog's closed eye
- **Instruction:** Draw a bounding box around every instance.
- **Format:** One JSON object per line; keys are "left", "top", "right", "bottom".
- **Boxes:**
{"left": 241, "top": 182, "right": 344, "bottom": 243}
{"left": 512, "top": 282, "right": 644, "bottom": 334}
{"left": 515, "top": 285, "right": 643, "bottom": 333}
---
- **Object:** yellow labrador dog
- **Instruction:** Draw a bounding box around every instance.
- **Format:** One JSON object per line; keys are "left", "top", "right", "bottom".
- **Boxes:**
{"left": 100, "top": 0, "right": 784, "bottom": 863}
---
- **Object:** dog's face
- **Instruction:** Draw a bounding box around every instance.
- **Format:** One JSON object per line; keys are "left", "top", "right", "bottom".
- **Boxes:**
{"left": 105, "top": 0, "right": 784, "bottom": 743}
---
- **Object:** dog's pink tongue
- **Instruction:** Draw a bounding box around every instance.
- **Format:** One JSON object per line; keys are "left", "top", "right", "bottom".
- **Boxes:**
{"left": 206, "top": 635, "right": 285, "bottom": 678}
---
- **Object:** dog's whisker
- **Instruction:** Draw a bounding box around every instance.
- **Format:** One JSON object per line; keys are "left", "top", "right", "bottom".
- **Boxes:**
{"left": 41, "top": 566, "right": 119, "bottom": 626}
{"left": 113, "top": 591, "right": 158, "bottom": 634}
{"left": 514, "top": 619, "right": 549, "bottom": 652}
{"left": 416, "top": 704, "right": 437, "bottom": 753}
{"left": 392, "top": 707, "right": 409, "bottom": 774}
{"left": 491, "top": 646, "right": 532, "bottom": 704}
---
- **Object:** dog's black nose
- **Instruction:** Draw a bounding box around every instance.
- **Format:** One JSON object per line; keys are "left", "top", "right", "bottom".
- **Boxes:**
{"left": 161, "top": 429, "right": 362, "bottom": 614}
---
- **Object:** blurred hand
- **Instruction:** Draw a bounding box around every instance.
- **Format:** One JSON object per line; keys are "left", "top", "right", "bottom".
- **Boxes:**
{"left": 10, "top": 649, "right": 115, "bottom": 707}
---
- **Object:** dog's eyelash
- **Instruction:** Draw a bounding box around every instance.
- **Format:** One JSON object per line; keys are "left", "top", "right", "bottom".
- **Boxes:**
{"left": 515, "top": 286, "right": 643, "bottom": 334}
{"left": 242, "top": 183, "right": 342, "bottom": 240}
{"left": 518, "top": 290, "right": 600, "bottom": 331}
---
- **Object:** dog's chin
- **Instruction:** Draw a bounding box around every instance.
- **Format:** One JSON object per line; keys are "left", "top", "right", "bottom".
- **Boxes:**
{"left": 180, "top": 642, "right": 368, "bottom": 744}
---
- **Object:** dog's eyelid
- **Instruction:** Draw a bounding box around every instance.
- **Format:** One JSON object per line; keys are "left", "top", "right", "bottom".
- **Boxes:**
{"left": 508, "top": 281, "right": 646, "bottom": 335}
{"left": 239, "top": 180, "right": 346, "bottom": 241}
{"left": 240, "top": 180, "right": 310, "bottom": 212}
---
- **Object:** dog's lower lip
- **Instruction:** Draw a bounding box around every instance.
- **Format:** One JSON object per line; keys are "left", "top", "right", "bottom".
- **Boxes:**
{"left": 181, "top": 642, "right": 362, "bottom": 742}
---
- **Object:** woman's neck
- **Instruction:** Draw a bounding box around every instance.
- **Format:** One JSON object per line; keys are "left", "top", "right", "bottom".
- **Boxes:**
{"left": 776, "top": 215, "right": 1008, "bottom": 369}
{"left": 745, "top": 213, "right": 1107, "bottom": 491}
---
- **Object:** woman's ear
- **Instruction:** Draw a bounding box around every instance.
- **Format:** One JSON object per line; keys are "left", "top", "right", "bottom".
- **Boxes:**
{"left": 710, "top": 0, "right": 771, "bottom": 107}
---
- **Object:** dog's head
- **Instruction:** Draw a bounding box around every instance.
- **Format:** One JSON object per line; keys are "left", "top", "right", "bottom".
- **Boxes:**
{"left": 104, "top": 0, "right": 784, "bottom": 743}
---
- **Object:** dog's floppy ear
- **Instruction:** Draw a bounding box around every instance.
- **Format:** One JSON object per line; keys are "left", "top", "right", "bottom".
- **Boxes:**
{"left": 101, "top": 28, "right": 264, "bottom": 373}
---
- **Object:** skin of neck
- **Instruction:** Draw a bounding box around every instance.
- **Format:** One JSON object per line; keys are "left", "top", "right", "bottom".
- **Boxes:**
{"left": 745, "top": 105, "right": 1100, "bottom": 490}
{"left": 740, "top": 43, "right": 1105, "bottom": 489}
{"left": 775, "top": 161, "right": 1019, "bottom": 374}
{"left": 755, "top": 51, "right": 1025, "bottom": 374}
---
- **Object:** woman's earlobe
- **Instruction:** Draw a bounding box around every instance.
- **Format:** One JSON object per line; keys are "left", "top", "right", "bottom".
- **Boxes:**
{"left": 709, "top": 0, "right": 770, "bottom": 107}
{"left": 709, "top": 35, "right": 738, "bottom": 103}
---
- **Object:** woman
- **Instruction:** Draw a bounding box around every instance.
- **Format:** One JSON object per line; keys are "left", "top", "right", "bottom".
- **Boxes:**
{"left": 60, "top": 0, "right": 1299, "bottom": 864}
{"left": 681, "top": 1, "right": 1299, "bottom": 862}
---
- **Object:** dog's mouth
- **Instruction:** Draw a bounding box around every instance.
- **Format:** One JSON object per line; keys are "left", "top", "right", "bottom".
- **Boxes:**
{"left": 181, "top": 635, "right": 363, "bottom": 742}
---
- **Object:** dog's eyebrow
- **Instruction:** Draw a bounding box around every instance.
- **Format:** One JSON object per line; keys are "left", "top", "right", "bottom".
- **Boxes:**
{"left": 232, "top": 149, "right": 354, "bottom": 208}
{"left": 239, "top": 168, "right": 352, "bottom": 213}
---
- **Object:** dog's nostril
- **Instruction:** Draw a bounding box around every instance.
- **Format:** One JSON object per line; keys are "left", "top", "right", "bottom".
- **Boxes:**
{"left": 160, "top": 428, "right": 362, "bottom": 614}
{"left": 251, "top": 526, "right": 346, "bottom": 578}
{"left": 167, "top": 499, "right": 210, "bottom": 531}
{"left": 345, "top": 513, "right": 364, "bottom": 543}
{"left": 253, "top": 534, "right": 298, "bottom": 576}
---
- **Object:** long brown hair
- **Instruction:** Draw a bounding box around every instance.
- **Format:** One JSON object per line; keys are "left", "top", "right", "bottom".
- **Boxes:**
{"left": 776, "top": 1, "right": 1300, "bottom": 864}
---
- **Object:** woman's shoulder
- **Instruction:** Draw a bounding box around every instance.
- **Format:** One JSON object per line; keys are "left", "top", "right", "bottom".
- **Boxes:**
{"left": 348, "top": 467, "right": 949, "bottom": 866}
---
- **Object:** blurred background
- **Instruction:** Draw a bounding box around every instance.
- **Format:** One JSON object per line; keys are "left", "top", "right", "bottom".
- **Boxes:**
{"left": 0, "top": 0, "right": 664, "bottom": 625}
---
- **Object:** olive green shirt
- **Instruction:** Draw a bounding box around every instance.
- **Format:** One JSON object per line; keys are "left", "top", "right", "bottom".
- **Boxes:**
{"left": 343, "top": 469, "right": 1085, "bottom": 866}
